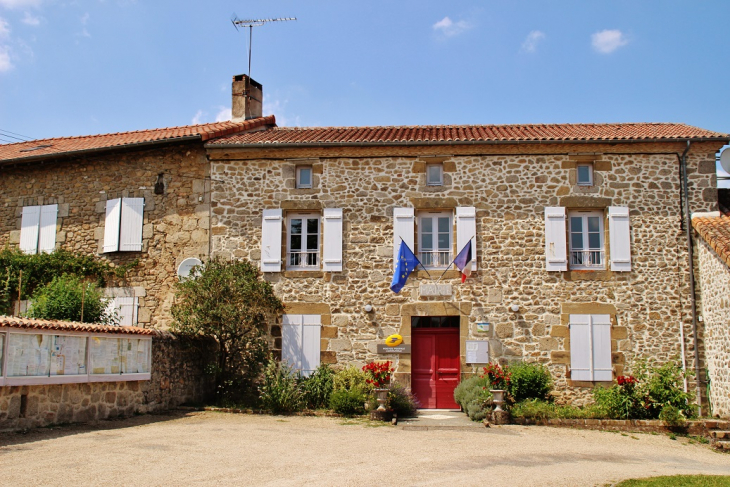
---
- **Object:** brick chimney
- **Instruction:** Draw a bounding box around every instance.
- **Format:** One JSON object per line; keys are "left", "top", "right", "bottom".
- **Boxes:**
{"left": 232, "top": 74, "right": 262, "bottom": 121}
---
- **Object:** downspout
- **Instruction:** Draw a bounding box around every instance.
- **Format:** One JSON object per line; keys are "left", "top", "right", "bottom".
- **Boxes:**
{"left": 678, "top": 140, "right": 703, "bottom": 415}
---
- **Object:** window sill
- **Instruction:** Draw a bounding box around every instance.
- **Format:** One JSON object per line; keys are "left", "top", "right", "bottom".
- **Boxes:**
{"left": 564, "top": 270, "right": 614, "bottom": 281}
{"left": 283, "top": 271, "right": 324, "bottom": 279}
{"left": 413, "top": 269, "right": 460, "bottom": 279}
{"left": 567, "top": 380, "right": 614, "bottom": 388}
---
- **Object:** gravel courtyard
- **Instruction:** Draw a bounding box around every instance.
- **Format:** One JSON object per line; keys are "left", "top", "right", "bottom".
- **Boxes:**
{"left": 0, "top": 411, "right": 728, "bottom": 486}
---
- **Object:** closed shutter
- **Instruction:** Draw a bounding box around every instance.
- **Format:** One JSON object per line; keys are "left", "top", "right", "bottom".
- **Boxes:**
{"left": 608, "top": 206, "right": 631, "bottom": 272}
{"left": 20, "top": 206, "right": 41, "bottom": 254}
{"left": 116, "top": 296, "right": 138, "bottom": 326}
{"left": 545, "top": 207, "right": 567, "bottom": 271}
{"left": 282, "top": 314, "right": 303, "bottom": 370}
{"left": 322, "top": 208, "right": 343, "bottom": 272}
{"left": 456, "top": 206, "right": 477, "bottom": 271}
{"left": 301, "top": 315, "right": 322, "bottom": 377}
{"left": 103, "top": 198, "right": 122, "bottom": 253}
{"left": 393, "top": 207, "right": 415, "bottom": 270}
{"left": 120, "top": 198, "right": 144, "bottom": 251}
{"left": 38, "top": 204, "right": 58, "bottom": 253}
{"left": 261, "top": 209, "right": 283, "bottom": 272}
{"left": 592, "top": 314, "right": 613, "bottom": 381}
{"left": 569, "top": 314, "right": 592, "bottom": 381}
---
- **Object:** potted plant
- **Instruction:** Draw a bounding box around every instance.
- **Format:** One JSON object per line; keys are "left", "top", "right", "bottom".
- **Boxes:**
{"left": 482, "top": 363, "right": 511, "bottom": 412}
{"left": 362, "top": 361, "right": 394, "bottom": 412}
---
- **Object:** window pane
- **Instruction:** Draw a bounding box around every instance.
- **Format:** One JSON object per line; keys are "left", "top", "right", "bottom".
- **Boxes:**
{"left": 438, "top": 233, "right": 449, "bottom": 250}
{"left": 421, "top": 217, "right": 432, "bottom": 233}
{"left": 588, "top": 217, "right": 600, "bottom": 233}
{"left": 571, "top": 233, "right": 583, "bottom": 249}
{"left": 570, "top": 217, "right": 582, "bottom": 232}
{"left": 290, "top": 219, "right": 302, "bottom": 235}
{"left": 427, "top": 165, "right": 441, "bottom": 184}
{"left": 306, "top": 234, "right": 318, "bottom": 250}
{"left": 306, "top": 218, "right": 318, "bottom": 234}
{"left": 421, "top": 233, "right": 433, "bottom": 250}
{"left": 298, "top": 168, "right": 312, "bottom": 186}
{"left": 589, "top": 232, "right": 601, "bottom": 249}
{"left": 290, "top": 235, "right": 302, "bottom": 251}
{"left": 577, "top": 166, "right": 590, "bottom": 183}
{"left": 438, "top": 217, "right": 450, "bottom": 233}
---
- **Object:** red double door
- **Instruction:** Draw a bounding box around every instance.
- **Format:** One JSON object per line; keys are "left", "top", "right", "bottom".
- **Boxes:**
{"left": 411, "top": 327, "right": 460, "bottom": 409}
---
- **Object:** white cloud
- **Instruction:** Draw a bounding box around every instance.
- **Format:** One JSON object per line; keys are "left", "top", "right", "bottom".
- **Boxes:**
{"left": 0, "top": 0, "right": 41, "bottom": 9}
{"left": 432, "top": 16, "right": 471, "bottom": 38}
{"left": 21, "top": 11, "right": 38, "bottom": 25}
{"left": 591, "top": 29, "right": 628, "bottom": 54}
{"left": 191, "top": 110, "right": 205, "bottom": 125}
{"left": 0, "top": 45, "right": 11, "bottom": 72}
{"left": 80, "top": 12, "right": 89, "bottom": 25}
{"left": 214, "top": 106, "right": 231, "bottom": 122}
{"left": 0, "top": 16, "right": 9, "bottom": 38}
{"left": 521, "top": 30, "right": 545, "bottom": 53}
{"left": 263, "top": 97, "right": 299, "bottom": 127}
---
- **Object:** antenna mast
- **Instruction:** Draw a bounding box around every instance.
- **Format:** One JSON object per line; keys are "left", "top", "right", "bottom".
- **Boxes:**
{"left": 231, "top": 16, "right": 296, "bottom": 81}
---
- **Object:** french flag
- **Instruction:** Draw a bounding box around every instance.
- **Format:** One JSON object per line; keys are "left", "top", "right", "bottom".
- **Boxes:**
{"left": 453, "top": 240, "right": 473, "bottom": 283}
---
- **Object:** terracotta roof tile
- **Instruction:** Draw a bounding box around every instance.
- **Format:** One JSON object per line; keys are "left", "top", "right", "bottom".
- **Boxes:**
{"left": 0, "top": 116, "right": 276, "bottom": 165}
{"left": 0, "top": 315, "right": 157, "bottom": 336}
{"left": 208, "top": 122, "right": 728, "bottom": 147}
{"left": 693, "top": 211, "right": 730, "bottom": 269}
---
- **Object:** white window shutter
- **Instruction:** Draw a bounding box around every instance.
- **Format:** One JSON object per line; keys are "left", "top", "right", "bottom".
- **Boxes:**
{"left": 592, "top": 314, "right": 613, "bottom": 381}
{"left": 456, "top": 206, "right": 477, "bottom": 271}
{"left": 545, "top": 207, "right": 567, "bottom": 271}
{"left": 322, "top": 208, "right": 343, "bottom": 272}
{"left": 38, "top": 204, "right": 58, "bottom": 254}
{"left": 119, "top": 198, "right": 144, "bottom": 251}
{"left": 115, "top": 296, "right": 138, "bottom": 326}
{"left": 608, "top": 206, "right": 631, "bottom": 272}
{"left": 261, "top": 209, "right": 283, "bottom": 272}
{"left": 393, "top": 207, "right": 415, "bottom": 270}
{"left": 103, "top": 198, "right": 122, "bottom": 253}
{"left": 281, "top": 314, "right": 303, "bottom": 371}
{"left": 569, "top": 314, "right": 592, "bottom": 381}
{"left": 20, "top": 206, "right": 41, "bottom": 254}
{"left": 301, "top": 315, "right": 322, "bottom": 377}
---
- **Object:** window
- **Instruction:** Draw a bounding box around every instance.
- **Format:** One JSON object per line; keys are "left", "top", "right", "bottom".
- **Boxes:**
{"left": 107, "top": 296, "right": 139, "bottom": 326}
{"left": 20, "top": 204, "right": 58, "bottom": 254}
{"left": 569, "top": 314, "right": 612, "bottom": 381}
{"left": 281, "top": 314, "right": 321, "bottom": 377}
{"left": 418, "top": 211, "right": 452, "bottom": 268}
{"left": 103, "top": 198, "right": 144, "bottom": 253}
{"left": 568, "top": 211, "right": 605, "bottom": 269}
{"left": 287, "top": 213, "right": 321, "bottom": 270}
{"left": 426, "top": 164, "right": 443, "bottom": 186}
{"left": 577, "top": 163, "right": 593, "bottom": 186}
{"left": 296, "top": 166, "right": 313, "bottom": 189}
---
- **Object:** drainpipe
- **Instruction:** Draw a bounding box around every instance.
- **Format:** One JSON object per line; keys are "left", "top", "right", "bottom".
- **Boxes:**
{"left": 678, "top": 141, "right": 703, "bottom": 415}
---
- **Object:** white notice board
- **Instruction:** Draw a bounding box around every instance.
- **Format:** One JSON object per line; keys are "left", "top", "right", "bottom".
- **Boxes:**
{"left": 465, "top": 340, "right": 489, "bottom": 364}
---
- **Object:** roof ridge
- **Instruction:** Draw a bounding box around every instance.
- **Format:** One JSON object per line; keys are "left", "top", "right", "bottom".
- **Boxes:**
{"left": 265, "top": 122, "right": 705, "bottom": 132}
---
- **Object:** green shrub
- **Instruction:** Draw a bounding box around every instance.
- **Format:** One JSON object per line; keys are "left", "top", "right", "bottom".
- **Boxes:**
{"left": 300, "top": 364, "right": 335, "bottom": 410}
{"left": 642, "top": 361, "right": 695, "bottom": 419}
{"left": 259, "top": 358, "right": 304, "bottom": 414}
{"left": 26, "top": 274, "right": 116, "bottom": 324}
{"left": 454, "top": 375, "right": 491, "bottom": 410}
{"left": 508, "top": 362, "right": 553, "bottom": 403}
{"left": 332, "top": 365, "right": 372, "bottom": 394}
{"left": 459, "top": 381, "right": 492, "bottom": 421}
{"left": 510, "top": 399, "right": 606, "bottom": 420}
{"left": 329, "top": 389, "right": 366, "bottom": 416}
{"left": 385, "top": 383, "right": 420, "bottom": 417}
{"left": 658, "top": 404, "right": 687, "bottom": 427}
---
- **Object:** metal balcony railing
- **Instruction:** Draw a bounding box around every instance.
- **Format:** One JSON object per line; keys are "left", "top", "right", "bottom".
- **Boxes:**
{"left": 418, "top": 250, "right": 453, "bottom": 268}
{"left": 287, "top": 251, "right": 319, "bottom": 268}
{"left": 570, "top": 250, "right": 605, "bottom": 269}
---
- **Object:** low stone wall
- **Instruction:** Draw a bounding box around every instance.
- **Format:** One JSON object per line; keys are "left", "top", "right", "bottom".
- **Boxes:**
{"left": 512, "top": 417, "right": 729, "bottom": 436}
{"left": 0, "top": 333, "right": 216, "bottom": 431}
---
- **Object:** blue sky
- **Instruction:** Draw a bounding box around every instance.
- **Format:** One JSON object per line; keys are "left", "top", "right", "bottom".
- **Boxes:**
{"left": 1, "top": 0, "right": 729, "bottom": 186}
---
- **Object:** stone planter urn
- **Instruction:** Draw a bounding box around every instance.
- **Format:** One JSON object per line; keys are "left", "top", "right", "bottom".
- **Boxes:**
{"left": 374, "top": 388, "right": 388, "bottom": 411}
{"left": 490, "top": 389, "right": 506, "bottom": 412}
{"left": 369, "top": 388, "right": 393, "bottom": 422}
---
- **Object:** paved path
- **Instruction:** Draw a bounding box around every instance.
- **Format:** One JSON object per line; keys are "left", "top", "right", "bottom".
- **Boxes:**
{"left": 0, "top": 411, "right": 728, "bottom": 486}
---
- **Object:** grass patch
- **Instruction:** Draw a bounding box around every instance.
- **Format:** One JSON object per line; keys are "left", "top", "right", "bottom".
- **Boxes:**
{"left": 614, "top": 475, "right": 730, "bottom": 486}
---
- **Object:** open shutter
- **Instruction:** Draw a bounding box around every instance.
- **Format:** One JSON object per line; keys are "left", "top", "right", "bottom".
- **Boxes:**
{"left": 261, "top": 209, "right": 283, "bottom": 272}
{"left": 322, "top": 208, "right": 343, "bottom": 272}
{"left": 301, "top": 315, "right": 322, "bottom": 377}
{"left": 393, "top": 207, "right": 415, "bottom": 270}
{"left": 103, "top": 198, "right": 122, "bottom": 253}
{"left": 38, "top": 204, "right": 58, "bottom": 253}
{"left": 592, "top": 314, "right": 613, "bottom": 381}
{"left": 545, "top": 207, "right": 567, "bottom": 271}
{"left": 569, "top": 314, "right": 592, "bottom": 381}
{"left": 116, "top": 296, "right": 138, "bottom": 326}
{"left": 19, "top": 206, "right": 41, "bottom": 254}
{"left": 119, "top": 198, "right": 144, "bottom": 251}
{"left": 456, "top": 206, "right": 477, "bottom": 271}
{"left": 608, "top": 206, "right": 631, "bottom": 272}
{"left": 281, "top": 314, "right": 303, "bottom": 370}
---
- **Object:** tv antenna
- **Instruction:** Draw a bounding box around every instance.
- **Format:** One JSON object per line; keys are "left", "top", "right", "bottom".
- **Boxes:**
{"left": 231, "top": 16, "right": 296, "bottom": 80}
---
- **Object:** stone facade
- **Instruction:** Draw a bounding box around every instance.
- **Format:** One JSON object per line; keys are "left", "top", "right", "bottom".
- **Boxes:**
{"left": 0, "top": 141, "right": 211, "bottom": 328}
{"left": 697, "top": 237, "right": 730, "bottom": 417}
{"left": 0, "top": 333, "right": 215, "bottom": 430}
{"left": 208, "top": 141, "right": 721, "bottom": 404}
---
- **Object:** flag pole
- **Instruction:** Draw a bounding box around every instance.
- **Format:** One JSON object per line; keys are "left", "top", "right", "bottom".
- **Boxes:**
{"left": 400, "top": 238, "right": 432, "bottom": 279}
{"left": 436, "top": 237, "right": 475, "bottom": 283}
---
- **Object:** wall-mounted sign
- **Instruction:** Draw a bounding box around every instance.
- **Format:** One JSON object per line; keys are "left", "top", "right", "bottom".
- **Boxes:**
{"left": 476, "top": 322, "right": 490, "bottom": 332}
{"left": 465, "top": 340, "right": 489, "bottom": 364}
{"left": 385, "top": 334, "right": 403, "bottom": 347}
{"left": 377, "top": 344, "right": 411, "bottom": 354}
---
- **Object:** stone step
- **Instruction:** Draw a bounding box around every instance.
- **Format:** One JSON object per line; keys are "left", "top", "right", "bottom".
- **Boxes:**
{"left": 705, "top": 421, "right": 730, "bottom": 430}
{"left": 710, "top": 430, "right": 730, "bottom": 440}
{"left": 713, "top": 440, "right": 730, "bottom": 451}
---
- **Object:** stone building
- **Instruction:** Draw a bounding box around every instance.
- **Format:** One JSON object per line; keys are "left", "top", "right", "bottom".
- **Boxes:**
{"left": 693, "top": 192, "right": 730, "bottom": 417}
{"left": 206, "top": 120, "right": 728, "bottom": 408}
{"left": 0, "top": 117, "right": 275, "bottom": 328}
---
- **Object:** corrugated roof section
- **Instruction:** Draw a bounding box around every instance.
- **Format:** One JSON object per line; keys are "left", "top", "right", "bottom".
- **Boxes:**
{"left": 0, "top": 315, "right": 157, "bottom": 336}
{"left": 208, "top": 122, "right": 728, "bottom": 146}
{"left": 0, "top": 116, "right": 276, "bottom": 164}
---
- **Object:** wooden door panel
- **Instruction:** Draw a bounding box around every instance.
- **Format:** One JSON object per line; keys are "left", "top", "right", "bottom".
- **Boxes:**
{"left": 412, "top": 328, "right": 460, "bottom": 409}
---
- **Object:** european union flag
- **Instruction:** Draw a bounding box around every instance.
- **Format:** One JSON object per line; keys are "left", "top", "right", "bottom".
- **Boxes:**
{"left": 390, "top": 240, "right": 421, "bottom": 293}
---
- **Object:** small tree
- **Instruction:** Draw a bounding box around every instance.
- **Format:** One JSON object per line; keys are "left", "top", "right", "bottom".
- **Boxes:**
{"left": 171, "top": 257, "right": 283, "bottom": 403}
{"left": 26, "top": 274, "right": 117, "bottom": 324}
